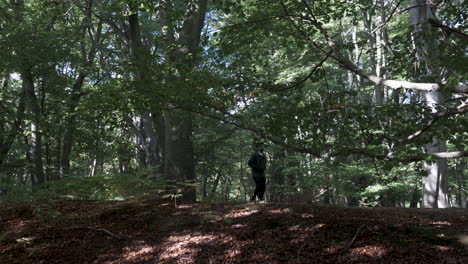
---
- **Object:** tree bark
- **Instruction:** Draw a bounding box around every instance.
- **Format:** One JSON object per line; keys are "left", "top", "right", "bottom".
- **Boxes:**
{"left": 410, "top": 0, "right": 450, "bottom": 208}
{"left": 210, "top": 172, "right": 222, "bottom": 198}
{"left": 125, "top": 5, "right": 165, "bottom": 180}
{"left": 61, "top": 1, "right": 102, "bottom": 177}
{"left": 21, "top": 69, "right": 45, "bottom": 185}
{"left": 130, "top": 113, "right": 163, "bottom": 179}
{"left": 270, "top": 147, "right": 286, "bottom": 202}
{"left": 239, "top": 139, "right": 247, "bottom": 201}
{"left": 162, "top": 0, "right": 208, "bottom": 202}
{"left": 60, "top": 74, "right": 86, "bottom": 177}
{"left": 164, "top": 110, "right": 196, "bottom": 201}
{"left": 0, "top": 83, "right": 25, "bottom": 167}
{"left": 455, "top": 160, "right": 464, "bottom": 207}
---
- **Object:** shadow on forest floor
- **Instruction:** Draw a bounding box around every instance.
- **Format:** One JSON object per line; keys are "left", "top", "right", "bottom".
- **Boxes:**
{"left": 0, "top": 199, "right": 466, "bottom": 263}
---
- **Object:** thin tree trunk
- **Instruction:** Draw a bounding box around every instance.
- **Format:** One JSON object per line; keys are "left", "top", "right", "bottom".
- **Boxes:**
{"left": 61, "top": 74, "right": 86, "bottom": 177}
{"left": 363, "top": 9, "right": 383, "bottom": 105}
{"left": 239, "top": 142, "right": 247, "bottom": 201}
{"left": 21, "top": 69, "right": 45, "bottom": 185}
{"left": 270, "top": 148, "right": 286, "bottom": 202}
{"left": 0, "top": 83, "right": 25, "bottom": 167}
{"left": 210, "top": 172, "right": 222, "bottom": 198}
{"left": 323, "top": 158, "right": 333, "bottom": 205}
{"left": 202, "top": 173, "right": 208, "bottom": 199}
{"left": 55, "top": 131, "right": 61, "bottom": 180}
{"left": 90, "top": 158, "right": 97, "bottom": 177}
{"left": 61, "top": 2, "right": 102, "bottom": 178}
{"left": 455, "top": 160, "right": 465, "bottom": 207}
{"left": 130, "top": 114, "right": 163, "bottom": 179}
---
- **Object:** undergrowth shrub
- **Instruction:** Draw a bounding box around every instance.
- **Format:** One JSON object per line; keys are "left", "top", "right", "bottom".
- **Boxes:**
{"left": 0, "top": 173, "right": 166, "bottom": 204}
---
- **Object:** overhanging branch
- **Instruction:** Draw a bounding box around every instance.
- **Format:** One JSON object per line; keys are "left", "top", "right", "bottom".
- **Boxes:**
{"left": 171, "top": 97, "right": 468, "bottom": 162}
{"left": 267, "top": 51, "right": 331, "bottom": 92}
{"left": 379, "top": 106, "right": 468, "bottom": 143}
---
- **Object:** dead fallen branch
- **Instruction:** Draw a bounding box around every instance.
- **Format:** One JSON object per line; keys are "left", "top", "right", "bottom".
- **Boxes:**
{"left": 344, "top": 225, "right": 364, "bottom": 252}
{"left": 71, "top": 227, "right": 126, "bottom": 241}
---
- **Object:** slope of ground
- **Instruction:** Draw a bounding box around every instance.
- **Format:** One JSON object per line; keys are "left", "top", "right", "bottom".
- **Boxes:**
{"left": 0, "top": 199, "right": 466, "bottom": 263}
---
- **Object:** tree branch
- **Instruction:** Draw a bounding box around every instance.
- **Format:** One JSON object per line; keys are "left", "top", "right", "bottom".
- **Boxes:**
{"left": 289, "top": 2, "right": 468, "bottom": 95}
{"left": 267, "top": 52, "right": 331, "bottom": 92}
{"left": 71, "top": 227, "right": 126, "bottom": 241}
{"left": 371, "top": 0, "right": 405, "bottom": 34}
{"left": 428, "top": 18, "right": 468, "bottom": 41}
{"left": 380, "top": 106, "right": 468, "bottom": 143}
{"left": 170, "top": 98, "right": 468, "bottom": 162}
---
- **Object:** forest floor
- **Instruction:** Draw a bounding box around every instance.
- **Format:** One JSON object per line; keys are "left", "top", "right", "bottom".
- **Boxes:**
{"left": 0, "top": 199, "right": 466, "bottom": 264}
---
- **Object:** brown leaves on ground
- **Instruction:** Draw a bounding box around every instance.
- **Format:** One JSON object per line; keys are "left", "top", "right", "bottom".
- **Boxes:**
{"left": 0, "top": 200, "right": 466, "bottom": 263}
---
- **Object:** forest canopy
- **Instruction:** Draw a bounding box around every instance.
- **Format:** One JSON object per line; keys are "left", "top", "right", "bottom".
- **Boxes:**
{"left": 0, "top": 0, "right": 466, "bottom": 208}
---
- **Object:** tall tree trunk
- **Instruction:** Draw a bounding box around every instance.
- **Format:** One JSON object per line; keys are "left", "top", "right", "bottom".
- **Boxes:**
{"left": 131, "top": 113, "right": 162, "bottom": 178}
{"left": 164, "top": 110, "right": 196, "bottom": 200}
{"left": 455, "top": 160, "right": 465, "bottom": 207}
{"left": 61, "top": 2, "right": 102, "bottom": 177}
{"left": 126, "top": 7, "right": 164, "bottom": 180}
{"left": 323, "top": 158, "right": 333, "bottom": 205}
{"left": 210, "top": 172, "right": 222, "bottom": 198}
{"left": 239, "top": 139, "right": 247, "bottom": 201}
{"left": 363, "top": 9, "right": 383, "bottom": 105}
{"left": 142, "top": 113, "right": 161, "bottom": 177}
{"left": 21, "top": 69, "right": 45, "bottom": 185}
{"left": 410, "top": 0, "right": 450, "bottom": 208}
{"left": 0, "top": 82, "right": 25, "bottom": 167}
{"left": 162, "top": 0, "right": 208, "bottom": 202}
{"left": 270, "top": 148, "right": 286, "bottom": 202}
{"left": 61, "top": 74, "right": 86, "bottom": 177}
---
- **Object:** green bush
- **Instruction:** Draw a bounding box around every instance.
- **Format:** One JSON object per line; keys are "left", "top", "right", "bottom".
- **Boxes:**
{"left": 0, "top": 173, "right": 166, "bottom": 203}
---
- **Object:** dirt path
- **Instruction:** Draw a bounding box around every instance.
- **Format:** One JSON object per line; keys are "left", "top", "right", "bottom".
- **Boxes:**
{"left": 1, "top": 200, "right": 466, "bottom": 263}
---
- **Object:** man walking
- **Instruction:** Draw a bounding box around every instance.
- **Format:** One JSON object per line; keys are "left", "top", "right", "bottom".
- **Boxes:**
{"left": 248, "top": 142, "right": 266, "bottom": 201}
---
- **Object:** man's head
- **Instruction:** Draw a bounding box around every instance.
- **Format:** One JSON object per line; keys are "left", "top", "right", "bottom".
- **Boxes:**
{"left": 256, "top": 142, "right": 264, "bottom": 152}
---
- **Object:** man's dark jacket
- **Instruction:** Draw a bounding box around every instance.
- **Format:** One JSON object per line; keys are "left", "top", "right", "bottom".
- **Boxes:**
{"left": 248, "top": 152, "right": 266, "bottom": 175}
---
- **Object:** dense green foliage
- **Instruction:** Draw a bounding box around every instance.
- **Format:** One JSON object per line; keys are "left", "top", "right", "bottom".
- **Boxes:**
{"left": 0, "top": 0, "right": 466, "bottom": 207}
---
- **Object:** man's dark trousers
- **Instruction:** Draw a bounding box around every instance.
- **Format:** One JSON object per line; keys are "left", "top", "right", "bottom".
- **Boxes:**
{"left": 252, "top": 173, "right": 266, "bottom": 201}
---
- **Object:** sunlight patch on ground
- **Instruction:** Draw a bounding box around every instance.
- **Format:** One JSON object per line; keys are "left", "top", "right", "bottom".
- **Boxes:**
{"left": 323, "top": 245, "right": 340, "bottom": 253}
{"left": 268, "top": 208, "right": 291, "bottom": 214}
{"left": 301, "top": 213, "right": 314, "bottom": 218}
{"left": 224, "top": 248, "right": 241, "bottom": 258}
{"left": 124, "top": 245, "right": 155, "bottom": 261}
{"left": 290, "top": 223, "right": 325, "bottom": 244}
{"left": 289, "top": 225, "right": 302, "bottom": 231}
{"left": 225, "top": 209, "right": 259, "bottom": 218}
{"left": 159, "top": 233, "right": 235, "bottom": 263}
{"left": 122, "top": 240, "right": 157, "bottom": 261}
{"left": 16, "top": 236, "right": 36, "bottom": 244}
{"left": 350, "top": 245, "right": 387, "bottom": 257}
{"left": 311, "top": 223, "right": 325, "bottom": 229}
{"left": 433, "top": 245, "right": 450, "bottom": 251}
{"left": 288, "top": 223, "right": 324, "bottom": 232}
{"left": 231, "top": 223, "right": 247, "bottom": 229}
{"left": 430, "top": 221, "right": 451, "bottom": 226}
{"left": 176, "top": 204, "right": 196, "bottom": 209}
